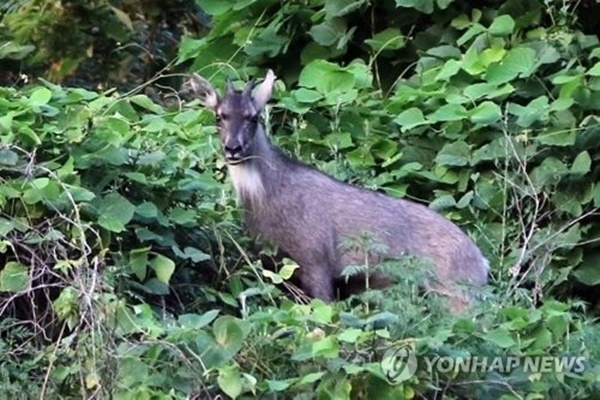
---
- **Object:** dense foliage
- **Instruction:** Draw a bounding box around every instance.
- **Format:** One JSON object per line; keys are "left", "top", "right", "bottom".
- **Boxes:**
{"left": 0, "top": 0, "right": 204, "bottom": 88}
{"left": 1, "top": 0, "right": 600, "bottom": 398}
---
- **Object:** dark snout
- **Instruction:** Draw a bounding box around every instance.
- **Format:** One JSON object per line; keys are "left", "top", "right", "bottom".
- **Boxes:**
{"left": 222, "top": 138, "right": 248, "bottom": 163}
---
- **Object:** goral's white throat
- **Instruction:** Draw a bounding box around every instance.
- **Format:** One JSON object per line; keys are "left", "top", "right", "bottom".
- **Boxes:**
{"left": 227, "top": 163, "right": 265, "bottom": 205}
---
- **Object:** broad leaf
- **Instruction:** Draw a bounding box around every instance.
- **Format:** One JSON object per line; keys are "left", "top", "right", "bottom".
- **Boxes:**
{"left": 218, "top": 366, "right": 243, "bottom": 399}
{"left": 486, "top": 47, "right": 536, "bottom": 84}
{"left": 0, "top": 262, "right": 28, "bottom": 292}
{"left": 150, "top": 254, "right": 175, "bottom": 284}
{"left": 393, "top": 107, "right": 427, "bottom": 131}
{"left": 570, "top": 151, "right": 591, "bottom": 176}
{"left": 365, "top": 28, "right": 405, "bottom": 51}
{"left": 488, "top": 15, "right": 515, "bottom": 36}
{"left": 97, "top": 193, "right": 136, "bottom": 232}
{"left": 469, "top": 101, "right": 501, "bottom": 124}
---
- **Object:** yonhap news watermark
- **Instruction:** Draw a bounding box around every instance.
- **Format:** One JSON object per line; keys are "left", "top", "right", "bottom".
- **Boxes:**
{"left": 380, "top": 344, "right": 587, "bottom": 384}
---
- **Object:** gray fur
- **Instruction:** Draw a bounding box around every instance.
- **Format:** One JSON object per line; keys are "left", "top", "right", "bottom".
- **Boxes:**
{"left": 186, "top": 70, "right": 489, "bottom": 311}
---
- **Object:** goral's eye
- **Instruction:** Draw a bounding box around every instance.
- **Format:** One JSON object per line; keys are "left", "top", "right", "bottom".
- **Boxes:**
{"left": 217, "top": 113, "right": 229, "bottom": 122}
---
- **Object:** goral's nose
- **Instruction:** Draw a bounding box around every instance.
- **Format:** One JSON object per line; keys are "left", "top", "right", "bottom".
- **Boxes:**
{"left": 224, "top": 142, "right": 243, "bottom": 161}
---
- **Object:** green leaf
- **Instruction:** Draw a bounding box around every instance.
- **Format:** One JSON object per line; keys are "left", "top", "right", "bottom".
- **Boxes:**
{"left": 218, "top": 366, "right": 243, "bottom": 399}
{"left": 177, "top": 37, "right": 209, "bottom": 63}
{"left": 436, "top": 0, "right": 453, "bottom": 10}
{"left": 594, "top": 184, "right": 600, "bottom": 207}
{"left": 308, "top": 18, "right": 347, "bottom": 47}
{"left": 312, "top": 336, "right": 339, "bottom": 359}
{"left": 428, "top": 104, "right": 467, "bottom": 122}
{"left": 179, "top": 309, "right": 220, "bottom": 328}
{"left": 338, "top": 328, "right": 363, "bottom": 343}
{"left": 213, "top": 316, "right": 248, "bottom": 360}
{"left": 324, "top": 89, "right": 358, "bottom": 105}
{"left": 182, "top": 247, "right": 211, "bottom": 262}
{"left": 570, "top": 151, "right": 591, "bottom": 176}
{"left": 552, "top": 190, "right": 583, "bottom": 216}
{"left": 0, "top": 262, "right": 28, "bottom": 292}
{"left": 149, "top": 254, "right": 175, "bottom": 284}
{"left": 457, "top": 23, "right": 486, "bottom": 47}
{"left": 372, "top": 138, "right": 398, "bottom": 160}
{"left": 435, "top": 59, "right": 461, "bottom": 81}
{"left": 299, "top": 60, "right": 355, "bottom": 95}
{"left": 293, "top": 88, "right": 324, "bottom": 103}
{"left": 109, "top": 5, "right": 133, "bottom": 31}
{"left": 488, "top": 15, "right": 515, "bottom": 36}
{"left": 135, "top": 202, "right": 158, "bottom": 218}
{"left": 473, "top": 138, "right": 511, "bottom": 164}
{"left": 0, "top": 148, "right": 18, "bottom": 165}
{"left": 530, "top": 157, "right": 569, "bottom": 188}
{"left": 143, "top": 279, "right": 169, "bottom": 295}
{"left": 266, "top": 379, "right": 293, "bottom": 392}
{"left": 509, "top": 96, "right": 549, "bottom": 127}
{"left": 325, "top": 0, "right": 365, "bottom": 18}
{"left": 365, "top": 311, "right": 399, "bottom": 328}
{"left": 52, "top": 287, "right": 78, "bottom": 322}
{"left": 312, "top": 302, "right": 334, "bottom": 324}
{"left": 451, "top": 14, "right": 470, "bottom": 29}
{"left": 193, "top": 332, "right": 222, "bottom": 368}
{"left": 324, "top": 132, "right": 354, "bottom": 149}
{"left": 245, "top": 24, "right": 289, "bottom": 58}
{"left": 552, "top": 74, "right": 581, "bottom": 85}
{"left": 430, "top": 194, "right": 456, "bottom": 210}
{"left": 129, "top": 247, "right": 150, "bottom": 280}
{"left": 22, "top": 178, "right": 51, "bottom": 204}
{"left": 395, "top": 0, "right": 434, "bottom": 14}
{"left": 0, "top": 112, "right": 13, "bottom": 134}
{"left": 101, "top": 116, "right": 131, "bottom": 138}
{"left": 118, "top": 358, "right": 149, "bottom": 387}
{"left": 469, "top": 101, "right": 501, "bottom": 124}
{"left": 537, "top": 43, "right": 561, "bottom": 65}
{"left": 365, "top": 28, "right": 405, "bottom": 51}
{"left": 263, "top": 269, "right": 283, "bottom": 284}
{"left": 550, "top": 97, "right": 574, "bottom": 111}
{"left": 346, "top": 145, "right": 375, "bottom": 167}
{"left": 393, "top": 107, "right": 427, "bottom": 131}
{"left": 345, "top": 61, "right": 372, "bottom": 87}
{"left": 130, "top": 94, "right": 164, "bottom": 113}
{"left": 298, "top": 372, "right": 325, "bottom": 385}
{"left": 479, "top": 46, "right": 506, "bottom": 68}
{"left": 28, "top": 87, "right": 52, "bottom": 107}
{"left": 456, "top": 191, "right": 474, "bottom": 208}
{"left": 195, "top": 0, "right": 235, "bottom": 16}
{"left": 0, "top": 218, "right": 14, "bottom": 236}
{"left": 279, "top": 260, "right": 299, "bottom": 280}
{"left": 97, "top": 193, "right": 136, "bottom": 232}
{"left": 535, "top": 129, "right": 576, "bottom": 147}
{"left": 138, "top": 119, "right": 169, "bottom": 136}
{"left": 573, "top": 251, "right": 600, "bottom": 285}
{"left": 64, "top": 185, "right": 96, "bottom": 202}
{"left": 0, "top": 41, "right": 34, "bottom": 59}
{"left": 586, "top": 62, "right": 600, "bottom": 76}
{"left": 17, "top": 126, "right": 42, "bottom": 145}
{"left": 463, "top": 83, "right": 499, "bottom": 100}
{"left": 486, "top": 47, "right": 536, "bottom": 84}
{"left": 484, "top": 328, "right": 516, "bottom": 348}
{"left": 169, "top": 207, "right": 196, "bottom": 226}
{"left": 531, "top": 326, "right": 553, "bottom": 350}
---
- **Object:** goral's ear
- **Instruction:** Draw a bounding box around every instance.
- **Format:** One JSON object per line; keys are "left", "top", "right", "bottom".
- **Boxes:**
{"left": 253, "top": 69, "right": 276, "bottom": 111}
{"left": 183, "top": 73, "right": 219, "bottom": 108}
